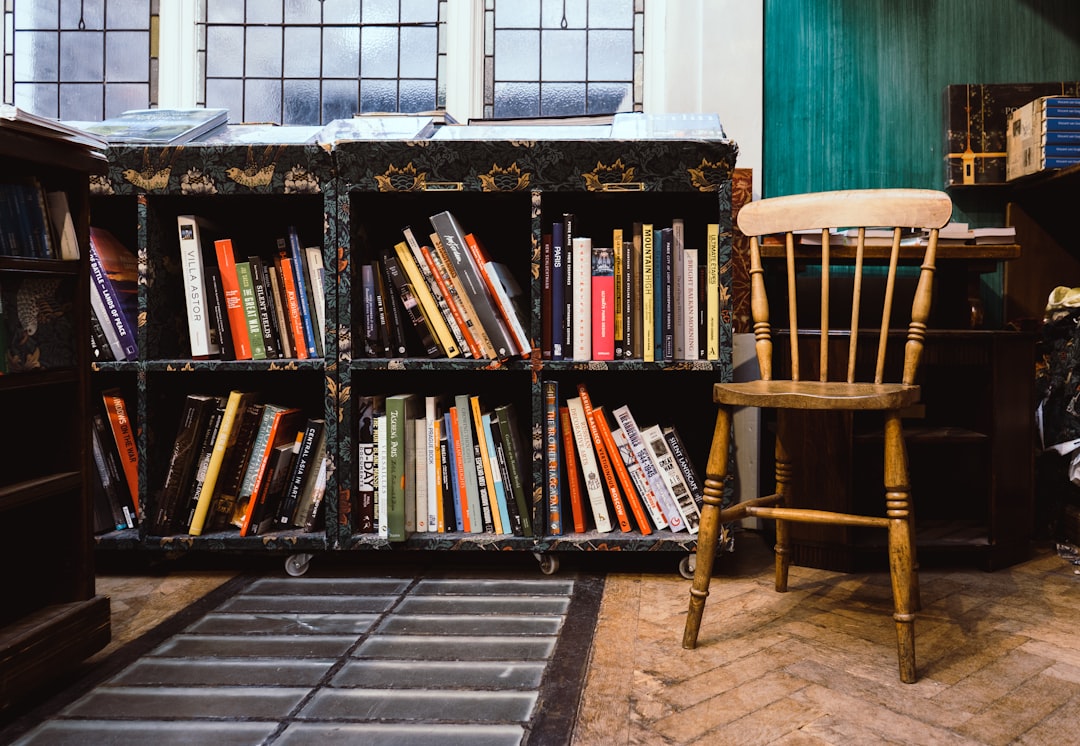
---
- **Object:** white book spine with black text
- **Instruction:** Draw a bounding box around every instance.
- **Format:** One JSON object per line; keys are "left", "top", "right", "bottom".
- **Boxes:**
{"left": 611, "top": 405, "right": 685, "bottom": 532}
{"left": 565, "top": 396, "right": 613, "bottom": 533}
{"left": 572, "top": 236, "right": 592, "bottom": 360}
{"left": 176, "top": 214, "right": 219, "bottom": 358}
{"left": 640, "top": 423, "right": 701, "bottom": 533}
{"left": 611, "top": 426, "right": 668, "bottom": 529}
{"left": 376, "top": 414, "right": 388, "bottom": 539}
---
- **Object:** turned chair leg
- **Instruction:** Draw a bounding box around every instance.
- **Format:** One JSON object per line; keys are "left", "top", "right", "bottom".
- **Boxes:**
{"left": 884, "top": 411, "right": 917, "bottom": 683}
{"left": 773, "top": 412, "right": 793, "bottom": 593}
{"left": 683, "top": 405, "right": 732, "bottom": 649}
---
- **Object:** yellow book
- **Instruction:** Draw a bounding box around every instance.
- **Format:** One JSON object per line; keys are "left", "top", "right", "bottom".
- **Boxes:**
{"left": 393, "top": 241, "right": 461, "bottom": 358}
{"left": 706, "top": 223, "right": 720, "bottom": 360}
{"left": 188, "top": 389, "right": 253, "bottom": 535}
{"left": 642, "top": 223, "right": 655, "bottom": 363}
{"left": 613, "top": 227, "right": 624, "bottom": 348}
{"left": 430, "top": 232, "right": 498, "bottom": 359}
{"left": 470, "top": 395, "right": 505, "bottom": 534}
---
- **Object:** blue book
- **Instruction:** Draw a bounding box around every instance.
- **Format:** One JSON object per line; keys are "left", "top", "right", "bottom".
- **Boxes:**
{"left": 443, "top": 411, "right": 464, "bottom": 531}
{"left": 543, "top": 379, "right": 562, "bottom": 535}
{"left": 1041, "top": 144, "right": 1080, "bottom": 157}
{"left": 1041, "top": 156, "right": 1080, "bottom": 169}
{"left": 551, "top": 221, "right": 565, "bottom": 360}
{"left": 286, "top": 225, "right": 319, "bottom": 358}
{"left": 481, "top": 412, "right": 512, "bottom": 534}
{"left": 1043, "top": 105, "right": 1080, "bottom": 118}
{"left": 1043, "top": 130, "right": 1080, "bottom": 144}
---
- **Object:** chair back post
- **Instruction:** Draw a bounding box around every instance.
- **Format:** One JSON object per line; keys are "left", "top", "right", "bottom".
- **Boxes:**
{"left": 874, "top": 227, "right": 904, "bottom": 384}
{"left": 903, "top": 228, "right": 939, "bottom": 385}
{"left": 819, "top": 229, "right": 830, "bottom": 381}
{"left": 748, "top": 235, "right": 773, "bottom": 380}
{"left": 846, "top": 228, "right": 866, "bottom": 383}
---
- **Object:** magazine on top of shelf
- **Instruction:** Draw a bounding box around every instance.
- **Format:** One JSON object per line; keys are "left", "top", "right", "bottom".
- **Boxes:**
{"left": 69, "top": 108, "right": 229, "bottom": 146}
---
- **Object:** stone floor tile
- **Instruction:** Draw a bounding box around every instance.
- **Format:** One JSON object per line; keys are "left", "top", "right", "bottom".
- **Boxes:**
{"left": 151, "top": 633, "right": 358, "bottom": 659}
{"left": 58, "top": 686, "right": 311, "bottom": 720}
{"left": 12, "top": 720, "right": 281, "bottom": 746}
{"left": 107, "top": 658, "right": 337, "bottom": 687}
{"left": 275, "top": 722, "right": 526, "bottom": 746}
{"left": 297, "top": 688, "right": 538, "bottom": 722}
{"left": 331, "top": 660, "right": 546, "bottom": 689}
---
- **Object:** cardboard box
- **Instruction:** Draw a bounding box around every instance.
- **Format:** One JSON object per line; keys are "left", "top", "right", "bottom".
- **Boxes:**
{"left": 1006, "top": 96, "right": 1080, "bottom": 180}
{"left": 943, "top": 82, "right": 1080, "bottom": 186}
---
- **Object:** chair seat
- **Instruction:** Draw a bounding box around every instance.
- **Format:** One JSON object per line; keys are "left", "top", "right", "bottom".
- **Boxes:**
{"left": 713, "top": 379, "right": 921, "bottom": 410}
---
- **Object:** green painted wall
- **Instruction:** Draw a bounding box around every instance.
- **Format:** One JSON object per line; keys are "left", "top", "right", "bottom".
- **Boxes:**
{"left": 764, "top": 0, "right": 1080, "bottom": 202}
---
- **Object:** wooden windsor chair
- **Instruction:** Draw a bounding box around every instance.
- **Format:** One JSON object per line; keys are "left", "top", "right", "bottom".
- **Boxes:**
{"left": 682, "top": 188, "right": 954, "bottom": 683}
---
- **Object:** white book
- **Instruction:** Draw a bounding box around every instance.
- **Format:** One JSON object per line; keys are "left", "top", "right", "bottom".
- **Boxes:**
{"left": 303, "top": 246, "right": 326, "bottom": 354}
{"left": 611, "top": 426, "right": 668, "bottom": 529}
{"left": 683, "top": 248, "right": 699, "bottom": 360}
{"left": 611, "top": 405, "right": 685, "bottom": 532}
{"left": 45, "top": 190, "right": 79, "bottom": 260}
{"left": 572, "top": 236, "right": 592, "bottom": 360}
{"left": 89, "top": 279, "right": 125, "bottom": 361}
{"left": 424, "top": 395, "right": 441, "bottom": 532}
{"left": 414, "top": 417, "right": 428, "bottom": 532}
{"left": 566, "top": 396, "right": 613, "bottom": 533}
{"left": 672, "top": 219, "right": 685, "bottom": 360}
{"left": 641, "top": 423, "right": 701, "bottom": 534}
{"left": 484, "top": 260, "right": 531, "bottom": 356}
{"left": 176, "top": 214, "right": 219, "bottom": 358}
{"left": 376, "top": 414, "right": 388, "bottom": 539}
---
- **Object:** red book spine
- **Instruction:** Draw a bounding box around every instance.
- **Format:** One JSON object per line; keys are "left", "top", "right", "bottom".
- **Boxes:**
{"left": 214, "top": 239, "right": 252, "bottom": 360}
{"left": 449, "top": 406, "right": 472, "bottom": 532}
{"left": 559, "top": 406, "right": 587, "bottom": 533}
{"left": 593, "top": 406, "right": 653, "bottom": 535}
{"left": 591, "top": 265, "right": 615, "bottom": 360}
{"left": 275, "top": 253, "right": 309, "bottom": 360}
{"left": 576, "top": 383, "right": 632, "bottom": 532}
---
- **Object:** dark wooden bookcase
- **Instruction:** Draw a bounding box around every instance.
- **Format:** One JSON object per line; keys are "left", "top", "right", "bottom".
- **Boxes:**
{"left": 0, "top": 123, "right": 110, "bottom": 711}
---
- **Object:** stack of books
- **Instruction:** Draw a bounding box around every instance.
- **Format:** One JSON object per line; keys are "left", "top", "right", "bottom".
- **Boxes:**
{"left": 1007, "top": 96, "right": 1080, "bottom": 180}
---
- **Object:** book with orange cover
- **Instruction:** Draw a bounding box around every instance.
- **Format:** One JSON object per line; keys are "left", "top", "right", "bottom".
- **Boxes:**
{"left": 464, "top": 232, "right": 531, "bottom": 356}
{"left": 421, "top": 243, "right": 481, "bottom": 358}
{"left": 238, "top": 406, "right": 305, "bottom": 535}
{"left": 273, "top": 244, "right": 309, "bottom": 360}
{"left": 101, "top": 387, "right": 139, "bottom": 519}
{"left": 576, "top": 383, "right": 632, "bottom": 532}
{"left": 559, "top": 406, "right": 587, "bottom": 533}
{"left": 214, "top": 238, "right": 252, "bottom": 360}
{"left": 593, "top": 405, "right": 653, "bottom": 535}
{"left": 448, "top": 405, "right": 472, "bottom": 532}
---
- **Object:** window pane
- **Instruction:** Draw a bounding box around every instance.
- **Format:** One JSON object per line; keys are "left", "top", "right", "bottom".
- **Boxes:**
{"left": 540, "top": 29, "right": 584, "bottom": 82}
{"left": 206, "top": 1, "right": 243, "bottom": 24}
{"left": 285, "top": 0, "right": 322, "bottom": 25}
{"left": 206, "top": 77, "right": 242, "bottom": 112}
{"left": 60, "top": 31, "right": 103, "bottom": 82}
{"left": 60, "top": 0, "right": 103, "bottom": 30}
{"left": 587, "top": 29, "right": 631, "bottom": 80}
{"left": 104, "top": 82, "right": 148, "bottom": 117}
{"left": 246, "top": 26, "right": 283, "bottom": 78}
{"left": 15, "top": 3, "right": 57, "bottom": 27}
{"left": 587, "top": 82, "right": 631, "bottom": 113}
{"left": 322, "top": 26, "right": 360, "bottom": 78}
{"left": 246, "top": 2, "right": 282, "bottom": 25}
{"left": 206, "top": 26, "right": 243, "bottom": 77}
{"left": 402, "top": 0, "right": 438, "bottom": 24}
{"left": 107, "top": 31, "right": 149, "bottom": 82}
{"left": 15, "top": 31, "right": 58, "bottom": 81}
{"left": 15, "top": 83, "right": 58, "bottom": 117}
{"left": 399, "top": 78, "right": 435, "bottom": 112}
{"left": 322, "top": 0, "right": 361, "bottom": 24}
{"left": 284, "top": 27, "right": 321, "bottom": 78}
{"left": 244, "top": 78, "right": 282, "bottom": 122}
{"left": 283, "top": 78, "right": 320, "bottom": 124}
{"left": 494, "top": 82, "right": 538, "bottom": 118}
{"left": 362, "top": 0, "right": 398, "bottom": 24}
{"left": 322, "top": 78, "right": 358, "bottom": 120}
{"left": 360, "top": 78, "right": 397, "bottom": 112}
{"left": 495, "top": 29, "right": 538, "bottom": 80}
{"left": 540, "top": 82, "right": 585, "bottom": 116}
{"left": 589, "top": 0, "right": 633, "bottom": 28}
{"left": 360, "top": 26, "right": 398, "bottom": 78}
{"left": 107, "top": 0, "right": 150, "bottom": 28}
{"left": 400, "top": 26, "right": 435, "bottom": 78}
{"left": 498, "top": 0, "right": 539, "bottom": 28}
{"left": 542, "top": 0, "right": 585, "bottom": 29}
{"left": 59, "top": 82, "right": 102, "bottom": 119}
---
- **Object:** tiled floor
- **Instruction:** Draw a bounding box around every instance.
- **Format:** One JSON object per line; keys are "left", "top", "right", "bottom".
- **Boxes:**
{"left": 3, "top": 535, "right": 1080, "bottom": 745}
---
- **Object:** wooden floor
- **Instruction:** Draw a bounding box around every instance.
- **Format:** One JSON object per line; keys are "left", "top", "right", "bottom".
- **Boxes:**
{"left": 9, "top": 536, "right": 1080, "bottom": 745}
{"left": 574, "top": 537, "right": 1080, "bottom": 745}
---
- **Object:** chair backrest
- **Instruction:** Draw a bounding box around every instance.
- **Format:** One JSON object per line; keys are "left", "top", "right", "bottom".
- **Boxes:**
{"left": 736, "top": 188, "right": 954, "bottom": 386}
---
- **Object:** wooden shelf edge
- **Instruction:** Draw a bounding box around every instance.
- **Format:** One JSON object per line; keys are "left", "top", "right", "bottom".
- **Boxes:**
{"left": 0, "top": 472, "right": 81, "bottom": 512}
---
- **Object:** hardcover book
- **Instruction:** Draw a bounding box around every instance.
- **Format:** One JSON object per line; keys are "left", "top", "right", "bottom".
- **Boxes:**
{"left": 101, "top": 388, "right": 139, "bottom": 519}
{"left": 277, "top": 417, "right": 327, "bottom": 528}
{"left": 234, "top": 261, "right": 267, "bottom": 360}
{"left": 385, "top": 394, "right": 422, "bottom": 541}
{"left": 89, "top": 227, "right": 138, "bottom": 360}
{"left": 543, "top": 380, "right": 563, "bottom": 535}
{"left": 214, "top": 239, "right": 252, "bottom": 360}
{"left": 642, "top": 423, "right": 701, "bottom": 534}
{"left": 176, "top": 215, "right": 220, "bottom": 358}
{"left": 285, "top": 225, "right": 319, "bottom": 358}
{"left": 611, "top": 404, "right": 685, "bottom": 532}
{"left": 354, "top": 395, "right": 385, "bottom": 533}
{"left": 591, "top": 243, "right": 615, "bottom": 361}
{"left": 576, "top": 385, "right": 633, "bottom": 533}
{"left": 77, "top": 107, "right": 228, "bottom": 146}
{"left": 493, "top": 402, "right": 532, "bottom": 537}
{"left": 452, "top": 393, "right": 484, "bottom": 532}
{"left": 188, "top": 390, "right": 256, "bottom": 535}
{"left": 91, "top": 412, "right": 136, "bottom": 530}
{"left": 559, "top": 405, "right": 588, "bottom": 533}
{"left": 551, "top": 222, "right": 566, "bottom": 360}
{"left": 153, "top": 394, "right": 220, "bottom": 534}
{"left": 565, "top": 395, "right": 613, "bottom": 533}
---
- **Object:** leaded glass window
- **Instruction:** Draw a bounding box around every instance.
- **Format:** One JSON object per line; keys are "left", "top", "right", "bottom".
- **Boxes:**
{"left": 200, "top": 0, "right": 446, "bottom": 126}
{"left": 3, "top": 0, "right": 158, "bottom": 120}
{"left": 484, "top": 0, "right": 642, "bottom": 119}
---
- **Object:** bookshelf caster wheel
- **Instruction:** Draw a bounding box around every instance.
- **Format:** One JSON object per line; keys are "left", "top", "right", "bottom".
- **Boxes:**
{"left": 285, "top": 553, "right": 313, "bottom": 577}
{"left": 678, "top": 555, "right": 696, "bottom": 580}
{"left": 534, "top": 552, "right": 560, "bottom": 575}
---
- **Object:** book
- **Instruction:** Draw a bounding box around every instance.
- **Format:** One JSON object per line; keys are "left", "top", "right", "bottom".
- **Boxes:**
{"left": 487, "top": 411, "right": 523, "bottom": 535}
{"left": 452, "top": 393, "right": 484, "bottom": 532}
{"left": 559, "top": 405, "right": 587, "bottom": 533}
{"left": 611, "top": 425, "right": 667, "bottom": 530}
{"left": 181, "top": 397, "right": 227, "bottom": 531}
{"left": 234, "top": 405, "right": 304, "bottom": 531}
{"left": 403, "top": 226, "right": 469, "bottom": 357}
{"left": 354, "top": 395, "right": 385, "bottom": 533}
{"left": 445, "top": 410, "right": 466, "bottom": 531}
{"left": 414, "top": 417, "right": 429, "bottom": 532}
{"left": 101, "top": 388, "right": 139, "bottom": 520}
{"left": 571, "top": 236, "right": 592, "bottom": 360}
{"left": 672, "top": 219, "right": 685, "bottom": 360}
{"left": 393, "top": 240, "right": 461, "bottom": 357}
{"left": 565, "top": 396, "right": 613, "bottom": 533}
{"left": 430, "top": 231, "right": 497, "bottom": 359}
{"left": 563, "top": 213, "right": 576, "bottom": 363}
{"left": 591, "top": 243, "right": 615, "bottom": 361}
{"left": 613, "top": 228, "right": 624, "bottom": 358}
{"left": 214, "top": 239, "right": 252, "bottom": 360}
{"left": 359, "top": 262, "right": 381, "bottom": 357}
{"left": 207, "top": 400, "right": 265, "bottom": 531}
{"left": 429, "top": 210, "right": 517, "bottom": 358}
{"left": 472, "top": 433, "right": 495, "bottom": 533}
{"left": 245, "top": 439, "right": 298, "bottom": 537}
{"left": 642, "top": 222, "right": 655, "bottom": 362}
{"left": 90, "top": 412, "right": 136, "bottom": 530}
{"left": 466, "top": 234, "right": 531, "bottom": 357}
{"left": 551, "top": 222, "right": 566, "bottom": 360}
{"left": 45, "top": 190, "right": 79, "bottom": 260}
{"left": 385, "top": 394, "right": 422, "bottom": 541}
{"left": 641, "top": 423, "right": 701, "bottom": 534}
{"left": 176, "top": 215, "right": 220, "bottom": 358}
{"left": 375, "top": 414, "right": 388, "bottom": 537}
{"left": 77, "top": 107, "right": 228, "bottom": 145}
{"left": 419, "top": 241, "right": 480, "bottom": 358}
{"left": 286, "top": 225, "right": 319, "bottom": 358}
{"left": 663, "top": 426, "right": 705, "bottom": 513}
{"left": 277, "top": 418, "right": 327, "bottom": 528}
{"left": 273, "top": 243, "right": 309, "bottom": 359}
{"left": 234, "top": 261, "right": 267, "bottom": 360}
{"left": 543, "top": 380, "right": 563, "bottom": 535}
{"left": 301, "top": 455, "right": 329, "bottom": 532}
{"left": 382, "top": 250, "right": 441, "bottom": 357}
{"left": 594, "top": 405, "right": 653, "bottom": 535}
{"left": 611, "top": 404, "right": 685, "bottom": 532}
{"left": 683, "top": 247, "right": 699, "bottom": 361}
{"left": 188, "top": 390, "right": 256, "bottom": 536}
{"left": 576, "top": 385, "right": 633, "bottom": 533}
{"left": 293, "top": 434, "right": 329, "bottom": 531}
{"left": 541, "top": 232, "right": 554, "bottom": 359}
{"left": 89, "top": 227, "right": 138, "bottom": 361}
{"left": 493, "top": 402, "right": 532, "bottom": 537}
{"left": 1, "top": 275, "right": 77, "bottom": 371}
{"left": 423, "top": 395, "right": 445, "bottom": 532}
{"left": 705, "top": 223, "right": 720, "bottom": 360}
{"left": 153, "top": 394, "right": 220, "bottom": 534}
{"left": 629, "top": 224, "right": 643, "bottom": 359}
{"left": 266, "top": 264, "right": 293, "bottom": 358}
{"left": 248, "top": 256, "right": 281, "bottom": 359}
{"left": 376, "top": 255, "right": 409, "bottom": 357}
{"left": 303, "top": 245, "right": 326, "bottom": 356}
{"left": 473, "top": 400, "right": 507, "bottom": 533}
{"left": 204, "top": 265, "right": 234, "bottom": 360}
{"left": 660, "top": 227, "right": 674, "bottom": 361}
{"left": 435, "top": 418, "right": 449, "bottom": 531}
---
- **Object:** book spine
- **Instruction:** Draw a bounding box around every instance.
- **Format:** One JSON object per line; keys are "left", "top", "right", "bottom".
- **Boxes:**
{"left": 541, "top": 232, "right": 553, "bottom": 359}
{"left": 205, "top": 265, "right": 235, "bottom": 360}
{"left": 385, "top": 396, "right": 409, "bottom": 541}
{"left": 383, "top": 251, "right": 441, "bottom": 357}
{"left": 88, "top": 244, "right": 137, "bottom": 360}
{"left": 182, "top": 400, "right": 226, "bottom": 531}
{"left": 683, "top": 247, "right": 699, "bottom": 361}
{"left": 91, "top": 412, "right": 135, "bottom": 530}
{"left": 176, "top": 215, "right": 217, "bottom": 358}
{"left": 303, "top": 245, "right": 326, "bottom": 357}
{"left": 278, "top": 419, "right": 324, "bottom": 529}
{"left": 472, "top": 440, "right": 495, "bottom": 533}
{"left": 642, "top": 423, "right": 701, "bottom": 534}
{"left": 613, "top": 228, "right": 624, "bottom": 358}
{"left": 483, "top": 413, "right": 511, "bottom": 533}
{"left": 430, "top": 232, "right": 497, "bottom": 359}
{"left": 706, "top": 223, "right": 720, "bottom": 360}
{"left": 594, "top": 406, "right": 653, "bottom": 534}
{"left": 276, "top": 247, "right": 309, "bottom": 359}
{"left": 471, "top": 397, "right": 504, "bottom": 533}
{"left": 661, "top": 227, "right": 674, "bottom": 361}
{"left": 393, "top": 240, "right": 460, "bottom": 357}
{"left": 286, "top": 226, "right": 319, "bottom": 358}
{"left": 248, "top": 256, "right": 281, "bottom": 359}
{"left": 214, "top": 239, "right": 252, "bottom": 360}
{"left": 494, "top": 402, "right": 532, "bottom": 537}
{"left": 421, "top": 243, "right": 480, "bottom": 358}
{"left": 404, "top": 227, "right": 470, "bottom": 357}
{"left": 412, "top": 417, "right": 426, "bottom": 532}
{"left": 641, "top": 223, "right": 655, "bottom": 362}
{"left": 445, "top": 410, "right": 465, "bottom": 531}
{"left": 435, "top": 418, "right": 448, "bottom": 531}
{"left": 563, "top": 213, "right": 576, "bottom": 363}
{"left": 551, "top": 222, "right": 566, "bottom": 360}
{"left": 664, "top": 426, "right": 705, "bottom": 512}
{"left": 302, "top": 456, "right": 329, "bottom": 532}
{"left": 235, "top": 261, "right": 266, "bottom": 360}
{"left": 154, "top": 395, "right": 215, "bottom": 535}
{"left": 572, "top": 236, "right": 592, "bottom": 361}
{"left": 611, "top": 426, "right": 667, "bottom": 530}
{"left": 488, "top": 412, "right": 522, "bottom": 535}
{"left": 266, "top": 264, "right": 293, "bottom": 358}
{"left": 101, "top": 388, "right": 139, "bottom": 518}
{"left": 360, "top": 262, "right": 380, "bottom": 357}
{"left": 543, "top": 380, "right": 562, "bottom": 535}
{"left": 480, "top": 257, "right": 531, "bottom": 357}
{"left": 88, "top": 309, "right": 115, "bottom": 362}
{"left": 240, "top": 408, "right": 303, "bottom": 534}
{"left": 233, "top": 405, "right": 282, "bottom": 528}
{"left": 207, "top": 400, "right": 264, "bottom": 531}
{"left": 559, "top": 406, "right": 587, "bottom": 533}
{"left": 452, "top": 393, "right": 483, "bottom": 532}
{"left": 375, "top": 415, "right": 387, "bottom": 537}
{"left": 591, "top": 243, "right": 615, "bottom": 361}
{"left": 188, "top": 390, "right": 245, "bottom": 535}
{"left": 565, "top": 396, "right": 613, "bottom": 533}
{"left": 672, "top": 219, "right": 685, "bottom": 360}
{"left": 429, "top": 210, "right": 516, "bottom": 357}
{"left": 425, "top": 396, "right": 441, "bottom": 532}
{"left": 611, "top": 404, "right": 685, "bottom": 532}
{"left": 576, "top": 385, "right": 631, "bottom": 532}
{"left": 630, "top": 225, "right": 643, "bottom": 359}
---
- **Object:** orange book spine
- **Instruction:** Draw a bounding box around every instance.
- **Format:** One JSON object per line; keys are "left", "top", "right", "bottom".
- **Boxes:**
{"left": 275, "top": 252, "right": 309, "bottom": 360}
{"left": 593, "top": 406, "right": 653, "bottom": 535}
{"left": 559, "top": 406, "right": 587, "bottom": 533}
{"left": 421, "top": 244, "right": 481, "bottom": 358}
{"left": 449, "top": 405, "right": 471, "bottom": 532}
{"left": 576, "top": 383, "right": 633, "bottom": 532}
{"left": 102, "top": 388, "right": 139, "bottom": 515}
{"left": 214, "top": 239, "right": 252, "bottom": 360}
{"left": 464, "top": 232, "right": 527, "bottom": 356}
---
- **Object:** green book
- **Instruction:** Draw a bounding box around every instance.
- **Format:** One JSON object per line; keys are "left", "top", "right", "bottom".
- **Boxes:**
{"left": 385, "top": 393, "right": 422, "bottom": 542}
{"left": 235, "top": 261, "right": 266, "bottom": 360}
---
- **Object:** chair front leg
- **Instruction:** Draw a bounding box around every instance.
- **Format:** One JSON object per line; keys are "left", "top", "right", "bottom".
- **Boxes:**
{"left": 774, "top": 410, "right": 793, "bottom": 593}
{"left": 683, "top": 405, "right": 732, "bottom": 649}
{"left": 885, "top": 410, "right": 917, "bottom": 683}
